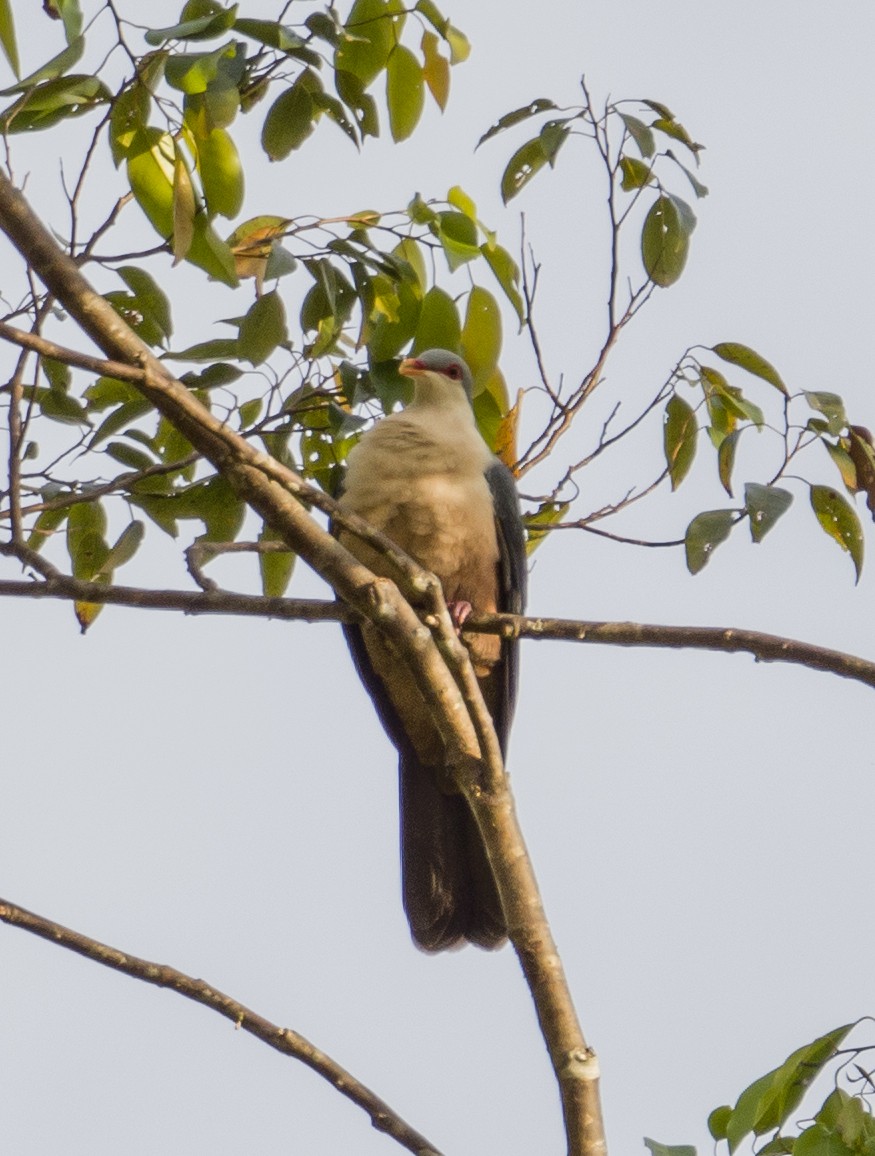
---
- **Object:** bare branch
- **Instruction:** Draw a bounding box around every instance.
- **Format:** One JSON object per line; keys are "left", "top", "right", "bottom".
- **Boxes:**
{"left": 0, "top": 897, "right": 443, "bottom": 1156}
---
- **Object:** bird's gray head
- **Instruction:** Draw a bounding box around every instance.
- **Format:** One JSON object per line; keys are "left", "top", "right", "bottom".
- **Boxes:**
{"left": 398, "top": 348, "right": 474, "bottom": 404}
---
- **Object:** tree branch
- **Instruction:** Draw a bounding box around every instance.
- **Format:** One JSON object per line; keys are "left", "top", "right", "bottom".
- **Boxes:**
{"left": 4, "top": 545, "right": 872, "bottom": 693}
{"left": 0, "top": 171, "right": 605, "bottom": 1156}
{"left": 0, "top": 898, "right": 442, "bottom": 1156}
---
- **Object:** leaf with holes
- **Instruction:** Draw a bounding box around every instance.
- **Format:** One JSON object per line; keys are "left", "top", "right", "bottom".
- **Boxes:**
{"left": 642, "top": 195, "right": 694, "bottom": 287}
{"left": 500, "top": 136, "right": 548, "bottom": 204}
{"left": 810, "top": 485, "right": 863, "bottom": 582}
{"left": 684, "top": 509, "right": 735, "bottom": 574}
{"left": 744, "top": 483, "right": 792, "bottom": 543}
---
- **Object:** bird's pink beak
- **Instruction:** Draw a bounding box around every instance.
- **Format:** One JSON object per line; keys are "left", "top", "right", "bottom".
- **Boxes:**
{"left": 398, "top": 357, "right": 425, "bottom": 378}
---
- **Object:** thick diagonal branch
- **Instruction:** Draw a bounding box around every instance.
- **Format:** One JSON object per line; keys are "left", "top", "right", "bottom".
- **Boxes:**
{"left": 0, "top": 174, "right": 605, "bottom": 1155}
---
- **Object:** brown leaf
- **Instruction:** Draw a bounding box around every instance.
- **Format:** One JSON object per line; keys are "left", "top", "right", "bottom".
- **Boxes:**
{"left": 847, "top": 425, "right": 875, "bottom": 518}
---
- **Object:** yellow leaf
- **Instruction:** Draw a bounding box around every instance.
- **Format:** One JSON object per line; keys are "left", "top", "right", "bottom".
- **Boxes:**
{"left": 421, "top": 30, "right": 449, "bottom": 110}
{"left": 495, "top": 388, "right": 522, "bottom": 469}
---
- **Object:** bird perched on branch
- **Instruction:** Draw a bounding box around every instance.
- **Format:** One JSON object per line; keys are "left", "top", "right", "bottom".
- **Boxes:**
{"left": 338, "top": 348, "right": 527, "bottom": 951}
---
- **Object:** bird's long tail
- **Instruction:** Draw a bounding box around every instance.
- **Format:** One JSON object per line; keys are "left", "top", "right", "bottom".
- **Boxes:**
{"left": 400, "top": 752, "right": 506, "bottom": 951}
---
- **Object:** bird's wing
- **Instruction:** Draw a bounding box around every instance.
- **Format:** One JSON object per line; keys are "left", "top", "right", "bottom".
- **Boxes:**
{"left": 484, "top": 458, "right": 527, "bottom": 755}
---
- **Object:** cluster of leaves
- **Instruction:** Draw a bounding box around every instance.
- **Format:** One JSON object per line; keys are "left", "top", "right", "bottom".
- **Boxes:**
{"left": 0, "top": 0, "right": 468, "bottom": 279}
{"left": 709, "top": 1022, "right": 875, "bottom": 1156}
{"left": 0, "top": 0, "right": 524, "bottom": 612}
{"left": 650, "top": 1023, "right": 875, "bottom": 1156}
{"left": 662, "top": 343, "right": 874, "bottom": 581}
{"left": 21, "top": 182, "right": 526, "bottom": 606}
{"left": 477, "top": 90, "right": 706, "bottom": 288}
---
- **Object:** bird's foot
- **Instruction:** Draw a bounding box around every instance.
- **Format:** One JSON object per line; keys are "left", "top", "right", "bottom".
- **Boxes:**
{"left": 447, "top": 600, "right": 473, "bottom": 632}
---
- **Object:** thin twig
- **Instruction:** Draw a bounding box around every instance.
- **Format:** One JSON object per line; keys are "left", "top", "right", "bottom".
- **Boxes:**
{"left": 0, "top": 898, "right": 442, "bottom": 1156}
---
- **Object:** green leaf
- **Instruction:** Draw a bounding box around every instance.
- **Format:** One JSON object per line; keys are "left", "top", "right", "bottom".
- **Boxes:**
{"left": 414, "top": 0, "right": 447, "bottom": 32}
{"left": 145, "top": 5, "right": 239, "bottom": 45}
{"left": 53, "top": 0, "right": 83, "bottom": 44}
{"left": 717, "top": 429, "right": 741, "bottom": 496}
{"left": 460, "top": 285, "right": 502, "bottom": 391}
{"left": 413, "top": 286, "right": 460, "bottom": 354}
{"left": 480, "top": 240, "right": 525, "bottom": 325}
{"left": 712, "top": 342, "right": 788, "bottom": 395}
{"left": 723, "top": 1025, "right": 852, "bottom": 1152}
{"left": 671, "top": 154, "right": 709, "bottom": 198}
{"left": 127, "top": 127, "right": 175, "bottom": 236}
{"left": 108, "top": 81, "right": 151, "bottom": 166}
{"left": 700, "top": 366, "right": 765, "bottom": 427}
{"left": 194, "top": 125, "right": 244, "bottom": 217}
{"left": 663, "top": 394, "right": 697, "bottom": 489}
{"left": 794, "top": 1123, "right": 854, "bottom": 1156}
{"left": 757, "top": 1138, "right": 796, "bottom": 1156}
{"left": 39, "top": 390, "right": 89, "bottom": 425}
{"left": 684, "top": 510, "right": 735, "bottom": 574}
{"left": 85, "top": 375, "right": 143, "bottom": 412}
{"left": 538, "top": 120, "right": 569, "bottom": 167}
{"left": 0, "top": 35, "right": 83, "bottom": 93}
{"left": 619, "top": 155, "right": 651, "bottom": 190}
{"left": 89, "top": 399, "right": 153, "bottom": 446}
{"left": 233, "top": 18, "right": 311, "bottom": 55}
{"left": 708, "top": 1106, "right": 732, "bottom": 1141}
{"left": 804, "top": 391, "right": 846, "bottom": 437}
{"left": 444, "top": 24, "right": 469, "bottom": 63}
{"left": 642, "top": 195, "right": 693, "bottom": 287}
{"left": 643, "top": 1141, "right": 696, "bottom": 1156}
{"left": 129, "top": 493, "right": 179, "bottom": 537}
{"left": 336, "top": 0, "right": 404, "bottom": 88}
{"left": 500, "top": 135, "right": 548, "bottom": 203}
{"left": 436, "top": 209, "right": 479, "bottom": 270}
{"left": 169, "top": 338, "right": 240, "bottom": 361}
{"left": 386, "top": 44, "right": 423, "bottom": 142}
{"left": 261, "top": 75, "right": 315, "bottom": 159}
{"left": 118, "top": 265, "right": 173, "bottom": 342}
{"left": 810, "top": 486, "right": 864, "bottom": 582}
{"left": 66, "top": 500, "right": 109, "bottom": 580}
{"left": 27, "top": 505, "right": 68, "bottom": 553}
{"left": 473, "top": 368, "right": 507, "bottom": 451}
{"left": 41, "top": 356, "right": 71, "bottom": 392}
{"left": 395, "top": 235, "right": 427, "bottom": 290}
{"left": 447, "top": 184, "right": 476, "bottom": 219}
{"left": 97, "top": 520, "right": 145, "bottom": 577}
{"left": 311, "top": 89, "right": 359, "bottom": 146}
{"left": 182, "top": 473, "right": 245, "bottom": 541}
{"left": 744, "top": 483, "right": 793, "bottom": 543}
{"left": 477, "top": 97, "right": 558, "bottom": 149}
{"left": 105, "top": 442, "right": 157, "bottom": 472}
{"left": 238, "top": 290, "right": 287, "bottom": 365}
{"left": 0, "top": 71, "right": 110, "bottom": 133}
{"left": 652, "top": 115, "right": 702, "bottom": 156}
{"left": 368, "top": 277, "right": 421, "bottom": 362}
{"left": 165, "top": 42, "right": 241, "bottom": 93}
{"left": 0, "top": 0, "right": 19, "bottom": 78}
{"left": 258, "top": 522, "right": 295, "bottom": 597}
{"left": 619, "top": 112, "right": 654, "bottom": 157}
{"left": 525, "top": 500, "right": 570, "bottom": 555}
{"left": 823, "top": 439, "right": 858, "bottom": 493}
{"left": 334, "top": 67, "right": 379, "bottom": 138}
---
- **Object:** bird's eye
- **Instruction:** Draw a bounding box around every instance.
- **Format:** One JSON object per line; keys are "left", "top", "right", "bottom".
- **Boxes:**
{"left": 447, "top": 364, "right": 461, "bottom": 380}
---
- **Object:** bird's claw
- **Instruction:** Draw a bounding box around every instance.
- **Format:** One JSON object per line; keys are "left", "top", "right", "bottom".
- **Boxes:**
{"left": 447, "top": 600, "right": 473, "bottom": 632}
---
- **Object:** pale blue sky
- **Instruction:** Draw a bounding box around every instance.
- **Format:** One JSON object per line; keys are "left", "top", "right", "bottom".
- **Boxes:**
{"left": 2, "top": 3, "right": 874, "bottom": 1154}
